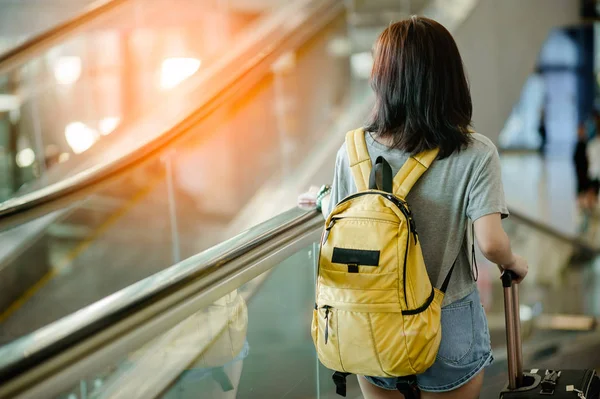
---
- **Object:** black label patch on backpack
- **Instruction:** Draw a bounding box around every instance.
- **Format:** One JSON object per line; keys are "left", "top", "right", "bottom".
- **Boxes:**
{"left": 332, "top": 248, "right": 380, "bottom": 267}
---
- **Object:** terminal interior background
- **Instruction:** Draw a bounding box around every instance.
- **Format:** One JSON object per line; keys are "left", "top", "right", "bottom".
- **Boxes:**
{"left": 0, "top": 0, "right": 600, "bottom": 398}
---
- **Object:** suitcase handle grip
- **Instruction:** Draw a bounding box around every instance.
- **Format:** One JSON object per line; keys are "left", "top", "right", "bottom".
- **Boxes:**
{"left": 501, "top": 269, "right": 518, "bottom": 287}
{"left": 502, "top": 269, "right": 524, "bottom": 389}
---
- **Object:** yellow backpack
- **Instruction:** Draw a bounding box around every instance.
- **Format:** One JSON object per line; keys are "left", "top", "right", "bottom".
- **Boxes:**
{"left": 311, "top": 129, "right": 455, "bottom": 396}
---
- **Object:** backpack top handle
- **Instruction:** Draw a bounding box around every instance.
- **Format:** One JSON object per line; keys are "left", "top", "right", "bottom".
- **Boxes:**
{"left": 369, "top": 156, "right": 393, "bottom": 193}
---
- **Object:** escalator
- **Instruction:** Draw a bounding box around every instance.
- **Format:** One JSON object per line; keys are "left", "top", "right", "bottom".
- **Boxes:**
{"left": 0, "top": 0, "right": 598, "bottom": 397}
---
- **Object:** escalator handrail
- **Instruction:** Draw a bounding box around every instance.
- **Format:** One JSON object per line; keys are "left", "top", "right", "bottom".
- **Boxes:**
{"left": 0, "top": 0, "right": 343, "bottom": 231}
{"left": 0, "top": 0, "right": 134, "bottom": 76}
{"left": 0, "top": 207, "right": 322, "bottom": 394}
{"left": 509, "top": 209, "right": 599, "bottom": 254}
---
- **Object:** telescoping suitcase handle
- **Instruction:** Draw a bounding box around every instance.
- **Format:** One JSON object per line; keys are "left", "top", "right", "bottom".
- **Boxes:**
{"left": 501, "top": 270, "right": 524, "bottom": 390}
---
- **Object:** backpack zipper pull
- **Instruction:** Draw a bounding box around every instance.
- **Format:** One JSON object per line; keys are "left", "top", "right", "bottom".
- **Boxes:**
{"left": 324, "top": 306, "right": 331, "bottom": 344}
{"left": 409, "top": 217, "right": 418, "bottom": 243}
{"left": 322, "top": 219, "right": 337, "bottom": 244}
{"left": 397, "top": 198, "right": 418, "bottom": 243}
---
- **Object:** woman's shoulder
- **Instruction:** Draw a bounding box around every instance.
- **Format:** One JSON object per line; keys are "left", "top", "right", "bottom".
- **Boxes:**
{"left": 448, "top": 132, "right": 497, "bottom": 164}
{"left": 467, "top": 132, "right": 497, "bottom": 154}
{"left": 433, "top": 132, "right": 499, "bottom": 175}
{"left": 335, "top": 142, "right": 350, "bottom": 165}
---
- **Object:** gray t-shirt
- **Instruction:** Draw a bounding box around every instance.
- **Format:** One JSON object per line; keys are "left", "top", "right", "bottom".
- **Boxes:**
{"left": 326, "top": 131, "right": 508, "bottom": 305}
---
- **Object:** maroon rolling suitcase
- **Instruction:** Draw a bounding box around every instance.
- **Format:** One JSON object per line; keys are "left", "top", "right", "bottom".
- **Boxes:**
{"left": 499, "top": 271, "right": 599, "bottom": 398}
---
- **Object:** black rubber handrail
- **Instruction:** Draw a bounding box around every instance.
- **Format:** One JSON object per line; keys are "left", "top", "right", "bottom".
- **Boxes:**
{"left": 0, "top": 0, "right": 134, "bottom": 75}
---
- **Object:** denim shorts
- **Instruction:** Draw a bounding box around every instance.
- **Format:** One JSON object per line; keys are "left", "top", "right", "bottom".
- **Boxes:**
{"left": 364, "top": 288, "right": 493, "bottom": 392}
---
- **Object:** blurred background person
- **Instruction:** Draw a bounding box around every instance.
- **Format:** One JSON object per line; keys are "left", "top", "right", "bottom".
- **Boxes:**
{"left": 538, "top": 107, "right": 547, "bottom": 156}
{"left": 574, "top": 123, "right": 595, "bottom": 214}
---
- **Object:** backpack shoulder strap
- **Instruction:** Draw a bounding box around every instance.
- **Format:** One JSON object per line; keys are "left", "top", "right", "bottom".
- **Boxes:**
{"left": 345, "top": 128, "right": 371, "bottom": 192}
{"left": 393, "top": 148, "right": 439, "bottom": 199}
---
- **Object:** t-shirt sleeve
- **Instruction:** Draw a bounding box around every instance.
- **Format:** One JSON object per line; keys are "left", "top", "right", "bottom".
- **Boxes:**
{"left": 466, "top": 147, "right": 509, "bottom": 221}
{"left": 325, "top": 147, "right": 351, "bottom": 216}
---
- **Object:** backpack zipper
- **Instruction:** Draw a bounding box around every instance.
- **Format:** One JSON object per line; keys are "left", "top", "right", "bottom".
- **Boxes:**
{"left": 336, "top": 191, "right": 417, "bottom": 241}
{"left": 322, "top": 215, "right": 398, "bottom": 245}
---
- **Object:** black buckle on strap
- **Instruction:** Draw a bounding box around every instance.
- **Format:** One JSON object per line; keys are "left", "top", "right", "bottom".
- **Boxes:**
{"left": 396, "top": 376, "right": 419, "bottom": 399}
{"left": 332, "top": 372, "right": 351, "bottom": 397}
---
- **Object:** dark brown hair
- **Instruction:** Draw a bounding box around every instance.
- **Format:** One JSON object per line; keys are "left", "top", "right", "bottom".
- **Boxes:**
{"left": 366, "top": 16, "right": 472, "bottom": 158}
